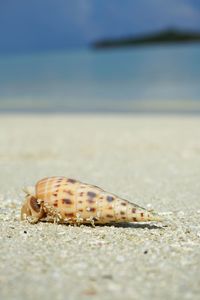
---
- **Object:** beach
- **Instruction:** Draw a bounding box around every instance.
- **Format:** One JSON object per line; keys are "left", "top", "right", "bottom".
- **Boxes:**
{"left": 0, "top": 114, "right": 200, "bottom": 300}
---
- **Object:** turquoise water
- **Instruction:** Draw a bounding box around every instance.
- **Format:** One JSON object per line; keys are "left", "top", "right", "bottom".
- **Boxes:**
{"left": 0, "top": 45, "right": 200, "bottom": 113}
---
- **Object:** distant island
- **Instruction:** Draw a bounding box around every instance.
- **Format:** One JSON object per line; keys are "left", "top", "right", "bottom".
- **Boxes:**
{"left": 92, "top": 29, "right": 200, "bottom": 49}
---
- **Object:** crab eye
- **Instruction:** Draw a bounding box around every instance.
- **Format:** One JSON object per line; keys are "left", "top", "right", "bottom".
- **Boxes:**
{"left": 30, "top": 197, "right": 40, "bottom": 212}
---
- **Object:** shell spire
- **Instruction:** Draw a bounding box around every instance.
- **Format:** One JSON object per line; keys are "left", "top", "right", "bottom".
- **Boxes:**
{"left": 21, "top": 176, "right": 161, "bottom": 225}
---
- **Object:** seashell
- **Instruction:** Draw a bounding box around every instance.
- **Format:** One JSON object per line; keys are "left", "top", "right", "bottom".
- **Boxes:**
{"left": 21, "top": 176, "right": 161, "bottom": 225}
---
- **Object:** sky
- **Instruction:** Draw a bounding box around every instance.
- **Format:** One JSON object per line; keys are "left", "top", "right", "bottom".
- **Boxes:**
{"left": 0, "top": 0, "right": 200, "bottom": 54}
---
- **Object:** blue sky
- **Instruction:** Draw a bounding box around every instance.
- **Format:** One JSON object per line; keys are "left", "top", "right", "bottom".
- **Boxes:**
{"left": 0, "top": 0, "right": 200, "bottom": 54}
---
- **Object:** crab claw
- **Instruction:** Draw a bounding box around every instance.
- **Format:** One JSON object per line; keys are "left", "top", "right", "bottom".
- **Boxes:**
{"left": 21, "top": 195, "right": 44, "bottom": 223}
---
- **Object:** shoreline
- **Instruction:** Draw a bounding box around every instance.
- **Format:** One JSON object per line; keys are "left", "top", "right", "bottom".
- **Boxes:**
{"left": 1, "top": 99, "right": 200, "bottom": 115}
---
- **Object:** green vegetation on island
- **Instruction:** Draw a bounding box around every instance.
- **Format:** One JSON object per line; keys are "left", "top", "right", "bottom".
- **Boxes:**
{"left": 92, "top": 29, "right": 200, "bottom": 49}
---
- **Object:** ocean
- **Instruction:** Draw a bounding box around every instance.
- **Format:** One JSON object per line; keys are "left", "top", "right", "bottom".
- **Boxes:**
{"left": 0, "top": 44, "right": 200, "bottom": 113}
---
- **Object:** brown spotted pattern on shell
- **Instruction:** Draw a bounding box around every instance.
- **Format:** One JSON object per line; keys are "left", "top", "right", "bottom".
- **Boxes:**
{"left": 21, "top": 176, "right": 161, "bottom": 225}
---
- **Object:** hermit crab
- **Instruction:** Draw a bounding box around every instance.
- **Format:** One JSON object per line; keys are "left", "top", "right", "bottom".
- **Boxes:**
{"left": 21, "top": 176, "right": 161, "bottom": 225}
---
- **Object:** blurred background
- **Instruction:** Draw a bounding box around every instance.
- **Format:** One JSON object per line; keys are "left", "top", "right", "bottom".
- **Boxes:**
{"left": 0, "top": 0, "right": 200, "bottom": 113}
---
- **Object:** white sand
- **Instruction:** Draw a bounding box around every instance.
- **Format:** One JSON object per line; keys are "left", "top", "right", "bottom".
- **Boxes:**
{"left": 0, "top": 114, "right": 200, "bottom": 300}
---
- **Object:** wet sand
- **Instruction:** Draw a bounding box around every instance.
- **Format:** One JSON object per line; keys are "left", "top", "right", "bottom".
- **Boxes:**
{"left": 0, "top": 114, "right": 200, "bottom": 300}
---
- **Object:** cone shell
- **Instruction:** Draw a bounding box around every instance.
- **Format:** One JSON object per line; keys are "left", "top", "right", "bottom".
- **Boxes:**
{"left": 21, "top": 176, "right": 161, "bottom": 225}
